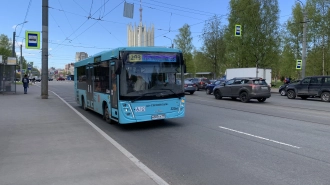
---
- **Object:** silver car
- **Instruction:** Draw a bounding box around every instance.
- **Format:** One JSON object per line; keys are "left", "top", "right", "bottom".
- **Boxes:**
{"left": 213, "top": 77, "right": 271, "bottom": 103}
{"left": 177, "top": 80, "right": 196, "bottom": 95}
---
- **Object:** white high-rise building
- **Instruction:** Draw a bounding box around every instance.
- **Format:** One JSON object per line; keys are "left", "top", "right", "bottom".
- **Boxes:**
{"left": 127, "top": 0, "right": 154, "bottom": 47}
{"left": 75, "top": 52, "right": 88, "bottom": 62}
{"left": 127, "top": 23, "right": 154, "bottom": 47}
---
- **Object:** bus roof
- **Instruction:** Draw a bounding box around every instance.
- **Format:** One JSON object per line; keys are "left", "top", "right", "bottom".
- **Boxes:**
{"left": 74, "top": 47, "right": 182, "bottom": 67}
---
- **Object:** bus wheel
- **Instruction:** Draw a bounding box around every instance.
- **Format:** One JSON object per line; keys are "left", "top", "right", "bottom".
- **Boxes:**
{"left": 81, "top": 97, "right": 87, "bottom": 111}
{"left": 104, "top": 105, "right": 111, "bottom": 124}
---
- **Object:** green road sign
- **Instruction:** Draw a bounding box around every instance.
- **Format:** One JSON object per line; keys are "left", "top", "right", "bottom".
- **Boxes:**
{"left": 235, "top": 25, "right": 241, "bottom": 37}
{"left": 296, "top": 60, "right": 302, "bottom": 70}
{"left": 25, "top": 31, "right": 40, "bottom": 49}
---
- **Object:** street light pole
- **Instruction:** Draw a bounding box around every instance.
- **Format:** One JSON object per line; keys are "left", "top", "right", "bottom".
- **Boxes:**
{"left": 163, "top": 36, "right": 173, "bottom": 48}
{"left": 20, "top": 44, "right": 23, "bottom": 82}
{"left": 12, "top": 21, "right": 28, "bottom": 57}
{"left": 12, "top": 21, "right": 28, "bottom": 82}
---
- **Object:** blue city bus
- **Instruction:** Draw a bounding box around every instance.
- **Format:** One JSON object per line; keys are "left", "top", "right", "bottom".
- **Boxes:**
{"left": 74, "top": 47, "right": 186, "bottom": 124}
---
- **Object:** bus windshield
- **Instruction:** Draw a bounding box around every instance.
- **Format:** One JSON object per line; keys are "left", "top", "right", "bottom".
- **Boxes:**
{"left": 119, "top": 61, "right": 184, "bottom": 98}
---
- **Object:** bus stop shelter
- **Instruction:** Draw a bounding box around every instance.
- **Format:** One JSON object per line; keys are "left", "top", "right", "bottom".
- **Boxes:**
{"left": 0, "top": 57, "right": 17, "bottom": 94}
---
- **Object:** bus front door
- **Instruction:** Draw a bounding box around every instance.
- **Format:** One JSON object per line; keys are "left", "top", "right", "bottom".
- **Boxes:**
{"left": 86, "top": 66, "right": 94, "bottom": 110}
{"left": 110, "top": 62, "right": 118, "bottom": 119}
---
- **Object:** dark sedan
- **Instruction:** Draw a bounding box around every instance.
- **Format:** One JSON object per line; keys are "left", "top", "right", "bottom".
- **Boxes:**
{"left": 206, "top": 80, "right": 225, "bottom": 95}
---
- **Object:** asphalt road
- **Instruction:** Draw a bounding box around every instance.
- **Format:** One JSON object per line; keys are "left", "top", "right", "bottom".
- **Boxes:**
{"left": 47, "top": 81, "right": 330, "bottom": 185}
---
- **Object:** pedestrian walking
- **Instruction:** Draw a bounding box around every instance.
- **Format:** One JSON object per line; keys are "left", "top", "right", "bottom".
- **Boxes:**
{"left": 22, "top": 74, "right": 29, "bottom": 94}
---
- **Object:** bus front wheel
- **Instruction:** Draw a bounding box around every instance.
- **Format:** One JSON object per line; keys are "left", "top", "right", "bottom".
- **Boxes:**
{"left": 104, "top": 105, "right": 111, "bottom": 124}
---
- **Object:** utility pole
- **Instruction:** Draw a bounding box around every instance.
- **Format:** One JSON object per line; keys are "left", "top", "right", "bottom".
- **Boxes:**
{"left": 20, "top": 45, "right": 23, "bottom": 81}
{"left": 301, "top": 8, "right": 307, "bottom": 79}
{"left": 41, "top": 0, "right": 49, "bottom": 99}
{"left": 12, "top": 32, "right": 16, "bottom": 57}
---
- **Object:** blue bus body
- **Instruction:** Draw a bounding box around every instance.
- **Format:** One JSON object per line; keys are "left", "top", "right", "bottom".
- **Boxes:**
{"left": 74, "top": 47, "right": 186, "bottom": 124}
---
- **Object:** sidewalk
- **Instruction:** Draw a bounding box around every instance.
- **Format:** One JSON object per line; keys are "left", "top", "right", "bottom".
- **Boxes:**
{"left": 0, "top": 85, "right": 161, "bottom": 185}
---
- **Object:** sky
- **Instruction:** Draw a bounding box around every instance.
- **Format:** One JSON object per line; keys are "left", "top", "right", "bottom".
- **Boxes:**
{"left": 0, "top": 0, "right": 298, "bottom": 69}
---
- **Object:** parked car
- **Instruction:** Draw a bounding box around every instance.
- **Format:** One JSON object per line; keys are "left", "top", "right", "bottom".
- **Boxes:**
{"left": 213, "top": 77, "right": 271, "bottom": 103}
{"left": 57, "top": 77, "right": 65, "bottom": 81}
{"left": 279, "top": 80, "right": 301, "bottom": 96}
{"left": 286, "top": 76, "right": 330, "bottom": 102}
{"left": 189, "top": 78, "right": 210, "bottom": 91}
{"left": 206, "top": 80, "right": 226, "bottom": 95}
{"left": 48, "top": 78, "right": 53, "bottom": 81}
{"left": 35, "top": 78, "right": 41, "bottom": 82}
{"left": 178, "top": 80, "right": 196, "bottom": 94}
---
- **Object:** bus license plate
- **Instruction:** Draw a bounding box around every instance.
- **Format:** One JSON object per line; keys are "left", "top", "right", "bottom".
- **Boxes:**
{"left": 152, "top": 114, "right": 165, "bottom": 120}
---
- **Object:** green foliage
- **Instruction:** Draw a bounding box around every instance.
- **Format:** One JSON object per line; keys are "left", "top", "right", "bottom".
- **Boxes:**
{"left": 225, "top": 0, "right": 280, "bottom": 70}
{"left": 0, "top": 34, "right": 12, "bottom": 60}
{"left": 200, "top": 15, "right": 226, "bottom": 78}
{"left": 174, "top": 24, "right": 195, "bottom": 74}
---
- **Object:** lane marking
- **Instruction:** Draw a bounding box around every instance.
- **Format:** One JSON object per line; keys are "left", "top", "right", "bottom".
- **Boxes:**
{"left": 51, "top": 90, "right": 169, "bottom": 185}
{"left": 219, "top": 126, "right": 301, "bottom": 149}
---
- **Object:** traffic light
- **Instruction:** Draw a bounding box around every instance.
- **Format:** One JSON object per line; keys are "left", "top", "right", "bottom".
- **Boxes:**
{"left": 296, "top": 60, "right": 302, "bottom": 70}
{"left": 235, "top": 25, "right": 241, "bottom": 37}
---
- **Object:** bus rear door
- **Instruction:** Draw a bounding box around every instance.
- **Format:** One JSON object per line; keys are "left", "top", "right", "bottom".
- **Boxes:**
{"left": 86, "top": 65, "right": 94, "bottom": 109}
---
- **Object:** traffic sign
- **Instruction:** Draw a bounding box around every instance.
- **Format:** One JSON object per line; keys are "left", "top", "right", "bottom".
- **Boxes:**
{"left": 25, "top": 31, "right": 40, "bottom": 49}
{"left": 28, "top": 64, "right": 32, "bottom": 70}
{"left": 235, "top": 24, "right": 242, "bottom": 37}
{"left": 296, "top": 59, "right": 302, "bottom": 70}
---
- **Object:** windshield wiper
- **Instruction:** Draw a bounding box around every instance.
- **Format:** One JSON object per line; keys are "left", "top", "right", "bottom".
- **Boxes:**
{"left": 160, "top": 88, "right": 180, "bottom": 99}
{"left": 131, "top": 91, "right": 167, "bottom": 102}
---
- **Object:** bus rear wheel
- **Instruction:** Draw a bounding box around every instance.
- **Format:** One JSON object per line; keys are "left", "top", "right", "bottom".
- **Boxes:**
{"left": 103, "top": 105, "right": 112, "bottom": 124}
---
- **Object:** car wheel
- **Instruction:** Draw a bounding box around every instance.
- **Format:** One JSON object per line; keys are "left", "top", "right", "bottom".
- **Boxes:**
{"left": 81, "top": 97, "right": 87, "bottom": 111}
{"left": 280, "top": 89, "right": 286, "bottom": 96}
{"left": 320, "top": 92, "right": 330, "bottom": 102}
{"left": 257, "top": 98, "right": 266, "bottom": 102}
{"left": 103, "top": 104, "right": 112, "bottom": 124}
{"left": 190, "top": 91, "right": 194, "bottom": 95}
{"left": 287, "top": 90, "right": 296, "bottom": 99}
{"left": 214, "top": 90, "right": 222, "bottom": 100}
{"left": 206, "top": 88, "right": 211, "bottom": 94}
{"left": 240, "top": 92, "right": 250, "bottom": 103}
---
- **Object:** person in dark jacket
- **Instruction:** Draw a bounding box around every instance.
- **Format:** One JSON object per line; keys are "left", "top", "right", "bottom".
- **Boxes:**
{"left": 22, "top": 75, "right": 29, "bottom": 94}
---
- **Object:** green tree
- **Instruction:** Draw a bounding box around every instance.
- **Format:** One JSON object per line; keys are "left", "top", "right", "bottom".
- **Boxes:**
{"left": 201, "top": 15, "right": 226, "bottom": 79}
{"left": 0, "top": 34, "right": 12, "bottom": 60}
{"left": 174, "top": 24, "right": 195, "bottom": 74}
{"left": 225, "top": 0, "right": 280, "bottom": 70}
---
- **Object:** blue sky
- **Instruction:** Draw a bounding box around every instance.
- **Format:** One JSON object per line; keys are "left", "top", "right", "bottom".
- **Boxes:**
{"left": 0, "top": 0, "right": 297, "bottom": 69}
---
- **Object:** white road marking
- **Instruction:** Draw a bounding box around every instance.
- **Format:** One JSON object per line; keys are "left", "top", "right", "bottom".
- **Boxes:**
{"left": 219, "top": 126, "right": 301, "bottom": 149}
{"left": 51, "top": 90, "right": 169, "bottom": 185}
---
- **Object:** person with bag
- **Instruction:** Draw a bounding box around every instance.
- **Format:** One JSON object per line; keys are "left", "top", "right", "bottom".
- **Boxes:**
{"left": 22, "top": 74, "right": 29, "bottom": 94}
